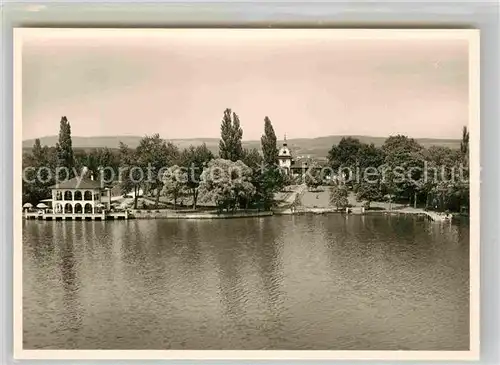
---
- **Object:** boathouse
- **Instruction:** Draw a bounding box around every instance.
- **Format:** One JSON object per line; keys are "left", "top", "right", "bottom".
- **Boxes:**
{"left": 50, "top": 176, "right": 104, "bottom": 215}
{"left": 24, "top": 175, "right": 129, "bottom": 221}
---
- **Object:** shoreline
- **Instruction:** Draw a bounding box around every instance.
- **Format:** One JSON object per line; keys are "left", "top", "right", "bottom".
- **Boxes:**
{"left": 131, "top": 210, "right": 273, "bottom": 220}
{"left": 24, "top": 207, "right": 460, "bottom": 221}
{"left": 273, "top": 206, "right": 460, "bottom": 221}
{"left": 25, "top": 203, "right": 462, "bottom": 222}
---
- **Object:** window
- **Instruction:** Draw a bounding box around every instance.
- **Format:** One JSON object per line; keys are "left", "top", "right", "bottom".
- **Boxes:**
{"left": 74, "top": 203, "right": 83, "bottom": 213}
{"left": 64, "top": 203, "right": 73, "bottom": 214}
{"left": 54, "top": 203, "right": 63, "bottom": 213}
{"left": 84, "top": 203, "right": 93, "bottom": 214}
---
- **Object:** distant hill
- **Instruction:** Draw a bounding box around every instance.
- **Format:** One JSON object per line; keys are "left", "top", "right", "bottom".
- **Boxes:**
{"left": 23, "top": 135, "right": 461, "bottom": 158}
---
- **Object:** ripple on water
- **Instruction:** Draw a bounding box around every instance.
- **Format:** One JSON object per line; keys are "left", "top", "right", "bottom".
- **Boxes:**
{"left": 22, "top": 215, "right": 469, "bottom": 350}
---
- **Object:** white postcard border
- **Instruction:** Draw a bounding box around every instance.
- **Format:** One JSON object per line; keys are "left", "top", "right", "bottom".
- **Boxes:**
{"left": 12, "top": 27, "right": 481, "bottom": 361}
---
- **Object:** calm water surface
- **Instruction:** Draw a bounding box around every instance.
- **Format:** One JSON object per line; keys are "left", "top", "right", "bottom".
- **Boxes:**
{"left": 23, "top": 215, "right": 469, "bottom": 350}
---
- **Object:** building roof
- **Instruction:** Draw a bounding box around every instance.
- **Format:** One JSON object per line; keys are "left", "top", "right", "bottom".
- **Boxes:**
{"left": 50, "top": 177, "right": 103, "bottom": 190}
{"left": 278, "top": 136, "right": 292, "bottom": 158}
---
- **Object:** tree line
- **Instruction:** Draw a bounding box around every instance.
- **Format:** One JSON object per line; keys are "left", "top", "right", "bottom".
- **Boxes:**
{"left": 23, "top": 113, "right": 470, "bottom": 213}
{"left": 22, "top": 110, "right": 284, "bottom": 212}
{"left": 325, "top": 130, "right": 469, "bottom": 213}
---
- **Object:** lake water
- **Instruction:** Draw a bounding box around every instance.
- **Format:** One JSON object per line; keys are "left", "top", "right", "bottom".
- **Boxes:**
{"left": 23, "top": 214, "right": 470, "bottom": 350}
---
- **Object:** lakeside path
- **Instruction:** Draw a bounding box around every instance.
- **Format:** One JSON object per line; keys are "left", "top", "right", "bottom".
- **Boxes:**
{"left": 299, "top": 187, "right": 408, "bottom": 211}
{"left": 274, "top": 186, "right": 451, "bottom": 221}
{"left": 111, "top": 185, "right": 450, "bottom": 221}
{"left": 275, "top": 184, "right": 308, "bottom": 207}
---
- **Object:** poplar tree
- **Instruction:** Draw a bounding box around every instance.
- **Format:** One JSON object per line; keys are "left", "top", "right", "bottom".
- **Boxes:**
{"left": 55, "top": 116, "right": 74, "bottom": 178}
{"left": 219, "top": 108, "right": 243, "bottom": 162}
{"left": 460, "top": 126, "right": 469, "bottom": 166}
{"left": 258, "top": 116, "right": 283, "bottom": 209}
{"left": 32, "top": 138, "right": 44, "bottom": 162}
{"left": 260, "top": 116, "right": 278, "bottom": 167}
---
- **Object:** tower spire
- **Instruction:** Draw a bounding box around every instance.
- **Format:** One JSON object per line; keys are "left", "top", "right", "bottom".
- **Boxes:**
{"left": 283, "top": 133, "right": 287, "bottom": 146}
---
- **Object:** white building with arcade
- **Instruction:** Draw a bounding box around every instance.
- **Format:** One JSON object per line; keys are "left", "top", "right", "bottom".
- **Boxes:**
{"left": 50, "top": 176, "right": 104, "bottom": 215}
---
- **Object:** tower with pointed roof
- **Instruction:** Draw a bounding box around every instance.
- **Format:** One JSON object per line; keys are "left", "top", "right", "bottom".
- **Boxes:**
{"left": 277, "top": 134, "right": 293, "bottom": 174}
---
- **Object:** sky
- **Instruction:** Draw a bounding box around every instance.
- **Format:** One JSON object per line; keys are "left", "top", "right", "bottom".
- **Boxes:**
{"left": 21, "top": 29, "right": 471, "bottom": 141}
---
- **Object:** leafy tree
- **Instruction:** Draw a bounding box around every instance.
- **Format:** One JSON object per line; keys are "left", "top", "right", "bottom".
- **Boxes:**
{"left": 23, "top": 158, "right": 44, "bottom": 205}
{"left": 329, "top": 184, "right": 349, "bottom": 211}
{"left": 280, "top": 172, "right": 293, "bottom": 188}
{"left": 136, "top": 134, "right": 179, "bottom": 208}
{"left": 327, "top": 137, "right": 363, "bottom": 171}
{"left": 241, "top": 148, "right": 263, "bottom": 169}
{"left": 75, "top": 147, "right": 120, "bottom": 184}
{"left": 358, "top": 143, "right": 385, "bottom": 170}
{"left": 353, "top": 143, "right": 385, "bottom": 207}
{"left": 198, "top": 158, "right": 255, "bottom": 212}
{"left": 424, "top": 146, "right": 459, "bottom": 166}
{"left": 22, "top": 139, "right": 55, "bottom": 204}
{"left": 381, "top": 135, "right": 422, "bottom": 155}
{"left": 219, "top": 108, "right": 243, "bottom": 161}
{"left": 161, "top": 165, "right": 188, "bottom": 210}
{"left": 260, "top": 116, "right": 278, "bottom": 166}
{"left": 381, "top": 135, "right": 425, "bottom": 207}
{"left": 255, "top": 167, "right": 283, "bottom": 210}
{"left": 118, "top": 142, "right": 142, "bottom": 209}
{"left": 179, "top": 144, "right": 214, "bottom": 209}
{"left": 355, "top": 175, "right": 384, "bottom": 209}
{"left": 55, "top": 116, "right": 74, "bottom": 179}
{"left": 304, "top": 163, "right": 322, "bottom": 191}
{"left": 73, "top": 149, "right": 88, "bottom": 172}
{"left": 240, "top": 147, "right": 282, "bottom": 211}
{"left": 423, "top": 145, "right": 467, "bottom": 212}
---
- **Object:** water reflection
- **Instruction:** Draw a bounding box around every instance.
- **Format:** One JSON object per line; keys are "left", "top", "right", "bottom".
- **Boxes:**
{"left": 23, "top": 215, "right": 470, "bottom": 350}
{"left": 58, "top": 236, "right": 83, "bottom": 340}
{"left": 254, "top": 218, "right": 286, "bottom": 348}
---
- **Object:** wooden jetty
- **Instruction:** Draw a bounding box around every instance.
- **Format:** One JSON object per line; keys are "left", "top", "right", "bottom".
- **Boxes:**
{"left": 421, "top": 210, "right": 452, "bottom": 222}
{"left": 24, "top": 211, "right": 129, "bottom": 221}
